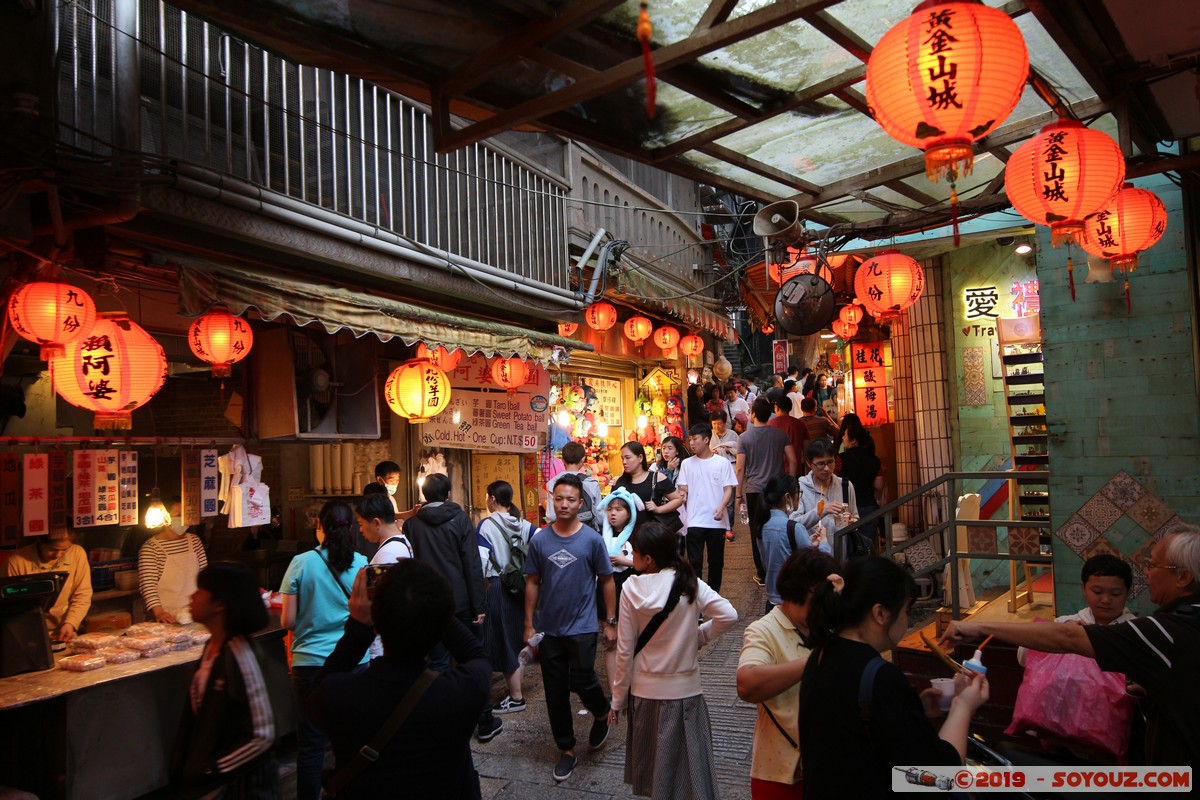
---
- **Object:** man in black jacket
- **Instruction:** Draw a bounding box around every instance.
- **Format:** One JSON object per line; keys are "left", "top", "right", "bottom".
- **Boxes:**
{"left": 307, "top": 561, "right": 489, "bottom": 799}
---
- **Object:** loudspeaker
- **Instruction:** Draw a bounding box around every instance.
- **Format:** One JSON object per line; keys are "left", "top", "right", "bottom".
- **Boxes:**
{"left": 752, "top": 200, "right": 804, "bottom": 243}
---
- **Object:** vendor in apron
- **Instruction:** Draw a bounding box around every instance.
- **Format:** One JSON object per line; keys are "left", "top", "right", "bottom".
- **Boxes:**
{"left": 138, "top": 501, "right": 209, "bottom": 624}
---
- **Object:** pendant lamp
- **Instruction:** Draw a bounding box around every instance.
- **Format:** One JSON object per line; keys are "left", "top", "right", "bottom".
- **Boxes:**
{"left": 188, "top": 306, "right": 254, "bottom": 377}
{"left": 7, "top": 281, "right": 98, "bottom": 359}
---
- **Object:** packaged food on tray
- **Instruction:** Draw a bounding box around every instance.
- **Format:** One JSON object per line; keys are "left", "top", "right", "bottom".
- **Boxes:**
{"left": 71, "top": 633, "right": 119, "bottom": 650}
{"left": 121, "top": 634, "right": 167, "bottom": 651}
{"left": 59, "top": 654, "right": 107, "bottom": 671}
{"left": 98, "top": 647, "right": 141, "bottom": 664}
{"left": 140, "top": 646, "right": 170, "bottom": 658}
{"left": 128, "top": 622, "right": 170, "bottom": 634}
{"left": 168, "top": 640, "right": 192, "bottom": 651}
{"left": 191, "top": 630, "right": 212, "bottom": 645}
{"left": 162, "top": 629, "right": 193, "bottom": 644}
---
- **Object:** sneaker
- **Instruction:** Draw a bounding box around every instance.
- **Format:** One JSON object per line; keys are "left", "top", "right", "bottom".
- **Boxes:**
{"left": 553, "top": 753, "right": 577, "bottom": 782}
{"left": 725, "top": 531, "right": 735, "bottom": 542}
{"left": 493, "top": 695, "right": 526, "bottom": 714}
{"left": 476, "top": 717, "right": 503, "bottom": 742}
{"left": 752, "top": 574, "right": 765, "bottom": 586}
{"left": 589, "top": 716, "right": 610, "bottom": 749}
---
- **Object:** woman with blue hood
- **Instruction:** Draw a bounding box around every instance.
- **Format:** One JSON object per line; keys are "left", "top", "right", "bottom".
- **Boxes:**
{"left": 595, "top": 487, "right": 643, "bottom": 684}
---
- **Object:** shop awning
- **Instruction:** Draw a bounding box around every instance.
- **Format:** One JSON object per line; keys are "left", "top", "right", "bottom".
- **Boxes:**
{"left": 178, "top": 259, "right": 588, "bottom": 365}
{"left": 615, "top": 269, "right": 736, "bottom": 343}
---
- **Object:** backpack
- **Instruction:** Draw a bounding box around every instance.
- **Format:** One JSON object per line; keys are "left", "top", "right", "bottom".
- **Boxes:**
{"left": 577, "top": 478, "right": 597, "bottom": 524}
{"left": 488, "top": 519, "right": 530, "bottom": 597}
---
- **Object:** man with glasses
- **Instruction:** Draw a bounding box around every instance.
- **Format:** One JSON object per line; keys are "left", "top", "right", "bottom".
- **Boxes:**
{"left": 789, "top": 438, "right": 860, "bottom": 559}
{"left": 942, "top": 523, "right": 1200, "bottom": 769}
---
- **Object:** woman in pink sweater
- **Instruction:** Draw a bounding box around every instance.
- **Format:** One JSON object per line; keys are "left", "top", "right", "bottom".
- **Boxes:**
{"left": 609, "top": 523, "right": 738, "bottom": 799}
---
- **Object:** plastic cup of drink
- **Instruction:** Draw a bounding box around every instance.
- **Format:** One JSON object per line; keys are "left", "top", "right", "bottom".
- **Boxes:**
{"left": 931, "top": 678, "right": 956, "bottom": 711}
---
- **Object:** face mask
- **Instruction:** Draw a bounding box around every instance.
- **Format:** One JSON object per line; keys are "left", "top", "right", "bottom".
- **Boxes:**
{"left": 385, "top": 484, "right": 397, "bottom": 496}
{"left": 169, "top": 520, "right": 188, "bottom": 535}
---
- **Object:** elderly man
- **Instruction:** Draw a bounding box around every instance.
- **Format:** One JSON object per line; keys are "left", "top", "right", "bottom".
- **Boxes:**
{"left": 942, "top": 523, "right": 1200, "bottom": 768}
{"left": 4, "top": 529, "right": 93, "bottom": 641}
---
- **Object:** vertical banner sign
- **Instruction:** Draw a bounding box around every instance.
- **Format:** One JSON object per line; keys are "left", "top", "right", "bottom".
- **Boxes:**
{"left": 73, "top": 449, "right": 96, "bottom": 527}
{"left": 851, "top": 342, "right": 893, "bottom": 427}
{"left": 118, "top": 451, "right": 139, "bottom": 526}
{"left": 23, "top": 453, "right": 50, "bottom": 537}
{"left": 772, "top": 340, "right": 789, "bottom": 374}
{"left": 181, "top": 450, "right": 202, "bottom": 525}
{"left": 0, "top": 455, "right": 19, "bottom": 545}
{"left": 200, "top": 449, "right": 219, "bottom": 517}
{"left": 49, "top": 450, "right": 67, "bottom": 534}
{"left": 94, "top": 449, "right": 119, "bottom": 526}
{"left": 522, "top": 452, "right": 541, "bottom": 527}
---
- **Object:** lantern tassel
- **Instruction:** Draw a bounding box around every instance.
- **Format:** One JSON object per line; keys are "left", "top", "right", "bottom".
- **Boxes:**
{"left": 949, "top": 181, "right": 961, "bottom": 248}
{"left": 637, "top": 2, "right": 656, "bottom": 119}
{"left": 1125, "top": 277, "right": 1132, "bottom": 315}
{"left": 1067, "top": 254, "right": 1076, "bottom": 302}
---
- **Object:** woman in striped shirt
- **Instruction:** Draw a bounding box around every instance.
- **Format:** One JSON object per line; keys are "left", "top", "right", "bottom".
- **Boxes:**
{"left": 139, "top": 500, "right": 208, "bottom": 624}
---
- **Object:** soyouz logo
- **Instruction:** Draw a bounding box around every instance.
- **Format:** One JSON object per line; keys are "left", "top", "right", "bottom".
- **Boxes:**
{"left": 892, "top": 766, "right": 1191, "bottom": 793}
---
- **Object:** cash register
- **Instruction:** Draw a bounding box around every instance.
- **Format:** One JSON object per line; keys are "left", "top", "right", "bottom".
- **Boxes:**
{"left": 0, "top": 571, "right": 67, "bottom": 678}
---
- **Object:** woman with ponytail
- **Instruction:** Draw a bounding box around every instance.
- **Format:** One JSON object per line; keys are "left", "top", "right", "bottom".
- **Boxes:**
{"left": 798, "top": 557, "right": 989, "bottom": 799}
{"left": 609, "top": 523, "right": 737, "bottom": 799}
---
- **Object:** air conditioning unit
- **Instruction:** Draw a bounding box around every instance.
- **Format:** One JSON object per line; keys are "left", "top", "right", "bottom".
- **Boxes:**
{"left": 250, "top": 326, "right": 380, "bottom": 440}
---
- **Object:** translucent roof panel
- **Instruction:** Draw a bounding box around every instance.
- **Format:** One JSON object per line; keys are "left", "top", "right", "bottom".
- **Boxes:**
{"left": 678, "top": 150, "right": 798, "bottom": 198}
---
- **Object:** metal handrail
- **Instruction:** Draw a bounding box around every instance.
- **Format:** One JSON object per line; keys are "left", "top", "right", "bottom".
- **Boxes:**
{"left": 829, "top": 470, "right": 1051, "bottom": 620}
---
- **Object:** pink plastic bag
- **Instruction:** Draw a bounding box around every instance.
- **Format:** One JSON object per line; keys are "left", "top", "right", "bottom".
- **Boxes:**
{"left": 1006, "top": 649, "right": 1133, "bottom": 758}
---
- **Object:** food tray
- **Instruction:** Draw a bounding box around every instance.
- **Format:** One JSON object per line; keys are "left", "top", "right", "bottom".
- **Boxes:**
{"left": 60, "top": 654, "right": 107, "bottom": 671}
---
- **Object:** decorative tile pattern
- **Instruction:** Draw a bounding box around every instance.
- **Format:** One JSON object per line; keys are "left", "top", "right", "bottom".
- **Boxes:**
{"left": 1125, "top": 558, "right": 1149, "bottom": 599}
{"left": 963, "top": 347, "right": 987, "bottom": 406}
{"left": 1099, "top": 470, "right": 1146, "bottom": 512}
{"left": 1009, "top": 527, "right": 1042, "bottom": 555}
{"left": 1155, "top": 515, "right": 1184, "bottom": 540}
{"left": 1128, "top": 494, "right": 1174, "bottom": 533}
{"left": 1057, "top": 515, "right": 1102, "bottom": 554}
{"left": 906, "top": 538, "right": 940, "bottom": 572}
{"left": 967, "top": 526, "right": 997, "bottom": 554}
{"left": 1083, "top": 538, "right": 1120, "bottom": 560}
{"left": 1132, "top": 538, "right": 1156, "bottom": 569}
{"left": 1078, "top": 494, "right": 1123, "bottom": 534}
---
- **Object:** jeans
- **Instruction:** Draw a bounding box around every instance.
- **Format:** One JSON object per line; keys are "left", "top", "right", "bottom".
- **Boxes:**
{"left": 747, "top": 492, "right": 766, "bottom": 579}
{"left": 291, "top": 665, "right": 326, "bottom": 800}
{"left": 686, "top": 527, "right": 726, "bottom": 592}
{"left": 539, "top": 633, "right": 610, "bottom": 751}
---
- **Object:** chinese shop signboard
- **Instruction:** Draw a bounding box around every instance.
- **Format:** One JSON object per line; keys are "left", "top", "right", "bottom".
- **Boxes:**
{"left": 1, "top": 455, "right": 18, "bottom": 544}
{"left": 22, "top": 453, "right": 50, "bottom": 537}
{"left": 118, "top": 451, "right": 138, "bottom": 526}
{"left": 419, "top": 390, "right": 547, "bottom": 452}
{"left": 444, "top": 354, "right": 550, "bottom": 396}
{"left": 72, "top": 449, "right": 120, "bottom": 527}
{"left": 200, "top": 449, "right": 220, "bottom": 517}
{"left": 850, "top": 342, "right": 893, "bottom": 427}
{"left": 773, "top": 340, "right": 789, "bottom": 374}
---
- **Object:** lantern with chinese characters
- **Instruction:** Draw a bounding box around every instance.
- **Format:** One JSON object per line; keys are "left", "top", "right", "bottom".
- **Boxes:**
{"left": 679, "top": 334, "right": 704, "bottom": 357}
{"left": 384, "top": 359, "right": 451, "bottom": 422}
{"left": 652, "top": 325, "right": 680, "bottom": 351}
{"left": 415, "top": 343, "right": 463, "bottom": 372}
{"left": 1078, "top": 184, "right": 1168, "bottom": 272}
{"left": 1005, "top": 120, "right": 1126, "bottom": 247}
{"left": 188, "top": 306, "right": 254, "bottom": 378}
{"left": 839, "top": 304, "right": 865, "bottom": 326}
{"left": 557, "top": 322, "right": 579, "bottom": 337}
{"left": 491, "top": 356, "right": 530, "bottom": 393}
{"left": 854, "top": 251, "right": 925, "bottom": 319}
{"left": 623, "top": 315, "right": 653, "bottom": 346}
{"left": 865, "top": 1, "right": 1029, "bottom": 181}
{"left": 584, "top": 302, "right": 618, "bottom": 331}
{"left": 832, "top": 319, "right": 859, "bottom": 340}
{"left": 7, "top": 281, "right": 97, "bottom": 360}
{"left": 50, "top": 314, "right": 167, "bottom": 430}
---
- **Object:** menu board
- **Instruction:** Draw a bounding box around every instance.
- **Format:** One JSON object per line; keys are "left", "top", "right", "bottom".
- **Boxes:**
{"left": 470, "top": 452, "right": 523, "bottom": 513}
{"left": 420, "top": 390, "right": 547, "bottom": 452}
{"left": 588, "top": 377, "right": 623, "bottom": 429}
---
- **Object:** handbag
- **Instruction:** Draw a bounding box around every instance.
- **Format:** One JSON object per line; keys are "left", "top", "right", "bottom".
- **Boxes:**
{"left": 649, "top": 472, "right": 683, "bottom": 534}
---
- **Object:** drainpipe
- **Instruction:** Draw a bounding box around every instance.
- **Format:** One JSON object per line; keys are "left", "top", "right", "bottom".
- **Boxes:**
{"left": 583, "top": 240, "right": 628, "bottom": 304}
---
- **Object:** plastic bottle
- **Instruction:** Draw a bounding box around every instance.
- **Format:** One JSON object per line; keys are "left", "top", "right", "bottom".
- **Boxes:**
{"left": 963, "top": 649, "right": 988, "bottom": 676}
{"left": 739, "top": 502, "right": 749, "bottom": 526}
{"left": 518, "top": 632, "right": 544, "bottom": 666}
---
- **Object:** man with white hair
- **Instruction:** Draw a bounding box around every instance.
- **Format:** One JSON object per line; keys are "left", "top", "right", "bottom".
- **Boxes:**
{"left": 943, "top": 524, "right": 1200, "bottom": 768}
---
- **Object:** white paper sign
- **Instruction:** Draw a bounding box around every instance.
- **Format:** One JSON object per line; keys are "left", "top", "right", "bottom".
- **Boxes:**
{"left": 118, "top": 451, "right": 138, "bottom": 526}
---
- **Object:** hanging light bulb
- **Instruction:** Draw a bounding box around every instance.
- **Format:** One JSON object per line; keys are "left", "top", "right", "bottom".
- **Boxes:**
{"left": 596, "top": 416, "right": 609, "bottom": 438}
{"left": 557, "top": 408, "right": 572, "bottom": 427}
{"left": 144, "top": 488, "right": 170, "bottom": 530}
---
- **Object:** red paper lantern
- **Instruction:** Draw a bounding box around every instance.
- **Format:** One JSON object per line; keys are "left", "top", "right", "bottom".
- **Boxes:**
{"left": 6, "top": 281, "right": 97, "bottom": 360}
{"left": 557, "top": 322, "right": 579, "bottom": 337}
{"left": 50, "top": 313, "right": 167, "bottom": 430}
{"left": 769, "top": 251, "right": 834, "bottom": 286}
{"left": 854, "top": 251, "right": 925, "bottom": 319}
{"left": 584, "top": 302, "right": 618, "bottom": 331}
{"left": 832, "top": 319, "right": 859, "bottom": 339}
{"left": 679, "top": 334, "right": 704, "bottom": 357}
{"left": 761, "top": 323, "right": 775, "bottom": 335}
{"left": 415, "top": 343, "right": 463, "bottom": 372}
{"left": 188, "top": 306, "right": 254, "bottom": 378}
{"left": 652, "top": 325, "right": 680, "bottom": 351}
{"left": 623, "top": 315, "right": 654, "bottom": 346}
{"left": 865, "top": 1, "right": 1029, "bottom": 181}
{"left": 491, "top": 356, "right": 530, "bottom": 392}
{"left": 839, "top": 304, "right": 865, "bottom": 326}
{"left": 1078, "top": 184, "right": 1167, "bottom": 272}
{"left": 385, "top": 359, "right": 451, "bottom": 422}
{"left": 1005, "top": 120, "right": 1125, "bottom": 247}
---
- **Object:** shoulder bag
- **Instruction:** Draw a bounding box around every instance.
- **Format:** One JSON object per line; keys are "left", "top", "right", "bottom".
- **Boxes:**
{"left": 317, "top": 550, "right": 352, "bottom": 600}
{"left": 649, "top": 472, "right": 683, "bottom": 534}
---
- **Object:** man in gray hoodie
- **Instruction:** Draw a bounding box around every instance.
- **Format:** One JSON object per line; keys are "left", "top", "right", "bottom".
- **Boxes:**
{"left": 789, "top": 438, "right": 861, "bottom": 560}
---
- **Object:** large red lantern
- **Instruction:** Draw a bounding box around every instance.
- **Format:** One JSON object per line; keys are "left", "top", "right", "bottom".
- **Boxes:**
{"left": 1005, "top": 120, "right": 1125, "bottom": 247}
{"left": 7, "top": 281, "right": 97, "bottom": 360}
{"left": 188, "top": 306, "right": 254, "bottom": 378}
{"left": 652, "top": 325, "right": 680, "bottom": 351}
{"left": 385, "top": 359, "right": 451, "bottom": 422}
{"left": 623, "top": 315, "right": 654, "bottom": 346}
{"left": 491, "top": 356, "right": 530, "bottom": 392}
{"left": 854, "top": 251, "right": 925, "bottom": 319}
{"left": 768, "top": 251, "right": 833, "bottom": 286}
{"left": 679, "top": 334, "right": 704, "bottom": 357}
{"left": 839, "top": 304, "right": 865, "bottom": 326}
{"left": 584, "top": 302, "right": 618, "bottom": 331}
{"left": 557, "top": 322, "right": 578, "bottom": 337}
{"left": 865, "top": 1, "right": 1029, "bottom": 181}
{"left": 415, "top": 343, "right": 463, "bottom": 372}
{"left": 1078, "top": 184, "right": 1168, "bottom": 272}
{"left": 50, "top": 314, "right": 167, "bottom": 430}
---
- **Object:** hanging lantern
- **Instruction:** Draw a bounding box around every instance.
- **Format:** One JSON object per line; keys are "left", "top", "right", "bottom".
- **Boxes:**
{"left": 679, "top": 334, "right": 704, "bottom": 357}
{"left": 384, "top": 359, "right": 451, "bottom": 422}
{"left": 6, "top": 281, "right": 97, "bottom": 360}
{"left": 1078, "top": 184, "right": 1168, "bottom": 272}
{"left": 623, "top": 315, "right": 654, "bottom": 346}
{"left": 1005, "top": 120, "right": 1126, "bottom": 247}
{"left": 768, "top": 250, "right": 834, "bottom": 286}
{"left": 661, "top": 346, "right": 678, "bottom": 360}
{"left": 491, "top": 356, "right": 530, "bottom": 393}
{"left": 761, "top": 323, "right": 775, "bottom": 335}
{"left": 712, "top": 355, "right": 733, "bottom": 381}
{"left": 854, "top": 250, "right": 925, "bottom": 319}
{"left": 832, "top": 319, "right": 859, "bottom": 339}
{"left": 865, "top": 1, "right": 1029, "bottom": 182}
{"left": 415, "top": 343, "right": 463, "bottom": 372}
{"left": 584, "top": 301, "right": 618, "bottom": 331}
{"left": 839, "top": 304, "right": 865, "bottom": 326}
{"left": 49, "top": 313, "right": 167, "bottom": 430}
{"left": 188, "top": 306, "right": 254, "bottom": 378}
{"left": 652, "top": 325, "right": 680, "bottom": 351}
{"left": 557, "top": 322, "right": 579, "bottom": 337}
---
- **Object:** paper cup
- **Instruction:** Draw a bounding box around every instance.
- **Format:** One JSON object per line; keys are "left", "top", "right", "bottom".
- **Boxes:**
{"left": 931, "top": 677, "right": 956, "bottom": 711}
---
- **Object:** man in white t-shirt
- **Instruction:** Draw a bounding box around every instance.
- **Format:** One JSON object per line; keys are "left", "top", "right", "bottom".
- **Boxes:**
{"left": 678, "top": 422, "right": 739, "bottom": 592}
{"left": 709, "top": 409, "right": 741, "bottom": 543}
{"left": 356, "top": 492, "right": 413, "bottom": 658}
{"left": 785, "top": 380, "right": 805, "bottom": 419}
